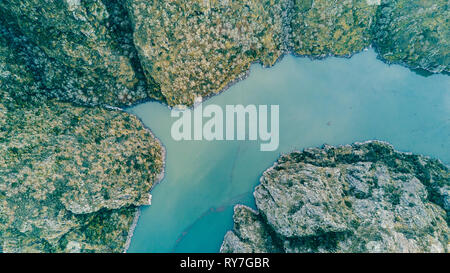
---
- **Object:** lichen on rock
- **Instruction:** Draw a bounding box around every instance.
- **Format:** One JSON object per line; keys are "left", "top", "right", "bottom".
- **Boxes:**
{"left": 222, "top": 141, "right": 449, "bottom": 253}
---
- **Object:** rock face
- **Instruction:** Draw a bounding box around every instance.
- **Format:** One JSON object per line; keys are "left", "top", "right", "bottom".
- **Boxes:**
{"left": 221, "top": 142, "right": 449, "bottom": 253}
{"left": 0, "top": 24, "right": 164, "bottom": 252}
{"left": 373, "top": 0, "right": 449, "bottom": 73}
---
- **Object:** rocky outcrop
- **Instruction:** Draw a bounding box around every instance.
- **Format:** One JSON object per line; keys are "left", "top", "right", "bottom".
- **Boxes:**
{"left": 372, "top": 0, "right": 449, "bottom": 73}
{"left": 0, "top": 24, "right": 164, "bottom": 252}
{"left": 125, "top": 0, "right": 378, "bottom": 106}
{"left": 221, "top": 142, "right": 449, "bottom": 253}
{"left": 0, "top": 0, "right": 448, "bottom": 253}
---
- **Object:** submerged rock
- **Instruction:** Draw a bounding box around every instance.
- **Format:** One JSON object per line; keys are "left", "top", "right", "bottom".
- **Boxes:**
{"left": 221, "top": 141, "right": 449, "bottom": 253}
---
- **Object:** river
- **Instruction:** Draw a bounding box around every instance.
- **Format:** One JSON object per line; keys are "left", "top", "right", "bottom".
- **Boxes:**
{"left": 126, "top": 49, "right": 450, "bottom": 252}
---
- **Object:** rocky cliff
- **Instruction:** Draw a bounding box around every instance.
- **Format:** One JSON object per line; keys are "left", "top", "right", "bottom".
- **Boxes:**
{"left": 221, "top": 142, "right": 449, "bottom": 253}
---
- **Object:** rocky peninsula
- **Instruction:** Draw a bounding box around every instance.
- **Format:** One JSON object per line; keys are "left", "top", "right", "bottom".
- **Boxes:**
{"left": 221, "top": 141, "right": 449, "bottom": 253}
{"left": 127, "top": 0, "right": 449, "bottom": 106}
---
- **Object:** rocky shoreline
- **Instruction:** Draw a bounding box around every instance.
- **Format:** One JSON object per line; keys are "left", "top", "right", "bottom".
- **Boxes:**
{"left": 120, "top": 108, "right": 168, "bottom": 254}
{"left": 122, "top": 207, "right": 140, "bottom": 253}
{"left": 126, "top": 0, "right": 449, "bottom": 106}
{"left": 0, "top": 0, "right": 448, "bottom": 252}
{"left": 0, "top": 0, "right": 447, "bottom": 108}
{"left": 0, "top": 24, "right": 164, "bottom": 251}
{"left": 221, "top": 141, "right": 449, "bottom": 253}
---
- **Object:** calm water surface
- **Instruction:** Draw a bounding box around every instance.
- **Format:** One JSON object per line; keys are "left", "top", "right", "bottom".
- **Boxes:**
{"left": 127, "top": 50, "right": 450, "bottom": 253}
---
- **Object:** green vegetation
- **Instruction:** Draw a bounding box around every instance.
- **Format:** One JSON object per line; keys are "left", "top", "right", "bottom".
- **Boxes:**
{"left": 222, "top": 142, "right": 449, "bottom": 253}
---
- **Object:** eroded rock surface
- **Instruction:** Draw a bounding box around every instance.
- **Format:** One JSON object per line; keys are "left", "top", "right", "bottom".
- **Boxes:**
{"left": 221, "top": 142, "right": 449, "bottom": 253}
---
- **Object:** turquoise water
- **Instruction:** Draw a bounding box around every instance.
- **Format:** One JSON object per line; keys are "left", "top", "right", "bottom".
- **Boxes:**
{"left": 127, "top": 49, "right": 450, "bottom": 253}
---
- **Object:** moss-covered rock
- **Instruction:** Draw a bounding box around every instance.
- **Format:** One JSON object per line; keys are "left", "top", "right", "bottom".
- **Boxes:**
{"left": 0, "top": 99, "right": 163, "bottom": 213}
{"left": 1, "top": 0, "right": 447, "bottom": 106}
{"left": 0, "top": 97, "right": 163, "bottom": 252}
{"left": 1, "top": 0, "right": 448, "bottom": 253}
{"left": 222, "top": 141, "right": 449, "bottom": 253}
